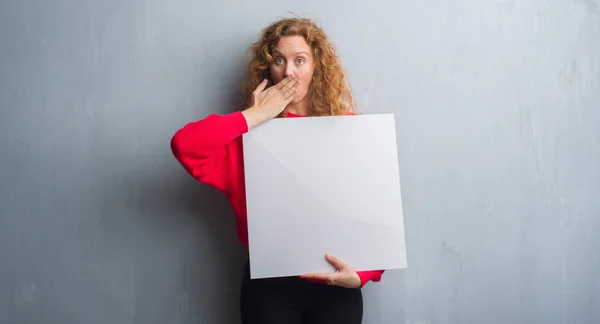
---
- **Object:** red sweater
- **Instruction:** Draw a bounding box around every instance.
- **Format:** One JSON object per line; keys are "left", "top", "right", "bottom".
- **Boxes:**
{"left": 170, "top": 110, "right": 385, "bottom": 287}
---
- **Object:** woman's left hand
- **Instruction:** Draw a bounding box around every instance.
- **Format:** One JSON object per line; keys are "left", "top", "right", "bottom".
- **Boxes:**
{"left": 300, "top": 254, "right": 362, "bottom": 288}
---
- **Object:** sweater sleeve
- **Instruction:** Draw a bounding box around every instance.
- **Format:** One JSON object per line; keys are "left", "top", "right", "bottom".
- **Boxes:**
{"left": 170, "top": 111, "right": 248, "bottom": 195}
{"left": 356, "top": 269, "right": 385, "bottom": 288}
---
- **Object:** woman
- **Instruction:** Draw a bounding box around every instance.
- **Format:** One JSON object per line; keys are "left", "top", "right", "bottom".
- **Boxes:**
{"left": 170, "top": 17, "right": 385, "bottom": 324}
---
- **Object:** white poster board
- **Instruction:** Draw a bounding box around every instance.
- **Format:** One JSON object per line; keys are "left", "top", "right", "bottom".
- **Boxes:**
{"left": 242, "top": 114, "right": 407, "bottom": 279}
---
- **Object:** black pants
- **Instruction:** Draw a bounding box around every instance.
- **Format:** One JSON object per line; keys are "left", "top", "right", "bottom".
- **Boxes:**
{"left": 240, "top": 260, "right": 363, "bottom": 324}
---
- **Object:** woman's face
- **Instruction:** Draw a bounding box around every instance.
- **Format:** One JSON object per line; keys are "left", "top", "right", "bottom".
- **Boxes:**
{"left": 269, "top": 35, "right": 315, "bottom": 106}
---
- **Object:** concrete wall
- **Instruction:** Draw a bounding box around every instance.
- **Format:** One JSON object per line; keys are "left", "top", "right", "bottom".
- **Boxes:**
{"left": 1, "top": 0, "right": 599, "bottom": 323}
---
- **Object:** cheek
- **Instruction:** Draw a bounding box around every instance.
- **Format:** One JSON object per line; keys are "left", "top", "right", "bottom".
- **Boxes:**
{"left": 270, "top": 65, "right": 284, "bottom": 83}
{"left": 298, "top": 67, "right": 314, "bottom": 91}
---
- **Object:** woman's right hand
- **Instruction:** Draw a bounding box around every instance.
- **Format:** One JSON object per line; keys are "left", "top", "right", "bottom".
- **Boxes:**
{"left": 242, "top": 75, "right": 299, "bottom": 129}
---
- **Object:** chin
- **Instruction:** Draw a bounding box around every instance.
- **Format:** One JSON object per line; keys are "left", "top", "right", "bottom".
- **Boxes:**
{"left": 291, "top": 94, "right": 306, "bottom": 104}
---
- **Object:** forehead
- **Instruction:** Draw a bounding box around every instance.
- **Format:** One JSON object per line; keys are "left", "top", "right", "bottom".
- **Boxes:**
{"left": 273, "top": 35, "right": 312, "bottom": 56}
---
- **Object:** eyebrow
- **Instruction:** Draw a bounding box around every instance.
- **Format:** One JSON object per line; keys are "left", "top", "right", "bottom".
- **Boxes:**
{"left": 273, "top": 50, "right": 310, "bottom": 56}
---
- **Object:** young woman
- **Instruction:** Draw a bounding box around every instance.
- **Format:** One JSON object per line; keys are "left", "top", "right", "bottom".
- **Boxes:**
{"left": 170, "top": 17, "right": 385, "bottom": 324}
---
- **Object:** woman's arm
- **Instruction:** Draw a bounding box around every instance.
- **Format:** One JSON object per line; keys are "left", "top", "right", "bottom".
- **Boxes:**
{"left": 170, "top": 111, "right": 248, "bottom": 194}
{"left": 170, "top": 75, "right": 299, "bottom": 194}
{"left": 301, "top": 255, "right": 386, "bottom": 288}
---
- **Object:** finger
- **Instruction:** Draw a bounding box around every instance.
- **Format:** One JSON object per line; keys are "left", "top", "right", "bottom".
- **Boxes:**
{"left": 300, "top": 273, "right": 333, "bottom": 281}
{"left": 275, "top": 75, "right": 298, "bottom": 90}
{"left": 254, "top": 79, "right": 268, "bottom": 93}
{"left": 274, "top": 76, "right": 291, "bottom": 89}
{"left": 283, "top": 85, "right": 297, "bottom": 98}
{"left": 284, "top": 89, "right": 297, "bottom": 103}
{"left": 284, "top": 76, "right": 299, "bottom": 89}
{"left": 325, "top": 254, "right": 346, "bottom": 270}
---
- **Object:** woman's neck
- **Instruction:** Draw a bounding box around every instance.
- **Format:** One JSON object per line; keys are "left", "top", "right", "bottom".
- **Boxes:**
{"left": 285, "top": 101, "right": 309, "bottom": 116}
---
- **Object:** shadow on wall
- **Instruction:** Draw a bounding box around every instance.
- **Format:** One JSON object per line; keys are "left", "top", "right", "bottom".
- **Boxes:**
{"left": 92, "top": 154, "right": 247, "bottom": 323}
{"left": 84, "top": 47, "right": 253, "bottom": 322}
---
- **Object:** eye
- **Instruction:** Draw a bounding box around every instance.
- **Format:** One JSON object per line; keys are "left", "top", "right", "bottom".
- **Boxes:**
{"left": 275, "top": 57, "right": 284, "bottom": 64}
{"left": 296, "top": 58, "right": 305, "bottom": 64}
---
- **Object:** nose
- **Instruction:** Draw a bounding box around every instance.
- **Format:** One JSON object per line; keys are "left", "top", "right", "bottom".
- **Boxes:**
{"left": 285, "top": 64, "right": 297, "bottom": 78}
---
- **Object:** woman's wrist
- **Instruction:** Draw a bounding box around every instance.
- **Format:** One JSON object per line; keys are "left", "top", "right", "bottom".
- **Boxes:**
{"left": 241, "top": 107, "right": 261, "bottom": 129}
{"left": 242, "top": 106, "right": 274, "bottom": 129}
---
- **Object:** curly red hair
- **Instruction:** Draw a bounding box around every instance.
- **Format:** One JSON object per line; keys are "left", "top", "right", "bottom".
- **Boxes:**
{"left": 241, "top": 17, "right": 356, "bottom": 117}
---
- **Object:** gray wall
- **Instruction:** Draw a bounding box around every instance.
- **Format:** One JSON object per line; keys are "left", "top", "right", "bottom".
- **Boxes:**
{"left": 1, "top": 0, "right": 599, "bottom": 323}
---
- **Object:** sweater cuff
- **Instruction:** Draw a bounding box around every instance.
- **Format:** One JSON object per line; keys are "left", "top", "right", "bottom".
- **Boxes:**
{"left": 224, "top": 111, "right": 249, "bottom": 137}
{"left": 356, "top": 270, "right": 384, "bottom": 288}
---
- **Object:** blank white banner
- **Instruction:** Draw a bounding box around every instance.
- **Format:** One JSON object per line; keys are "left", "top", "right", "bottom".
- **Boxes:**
{"left": 243, "top": 114, "right": 407, "bottom": 279}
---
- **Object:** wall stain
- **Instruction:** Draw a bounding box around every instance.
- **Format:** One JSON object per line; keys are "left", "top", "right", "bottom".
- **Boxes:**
{"left": 14, "top": 284, "right": 38, "bottom": 307}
